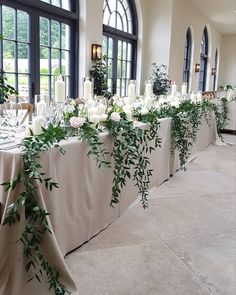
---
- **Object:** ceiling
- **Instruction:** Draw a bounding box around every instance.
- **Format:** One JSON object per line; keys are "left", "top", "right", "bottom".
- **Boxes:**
{"left": 189, "top": 0, "right": 236, "bottom": 34}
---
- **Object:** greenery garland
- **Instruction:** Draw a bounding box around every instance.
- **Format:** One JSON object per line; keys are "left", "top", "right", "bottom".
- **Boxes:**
{"left": 105, "top": 110, "right": 161, "bottom": 208}
{"left": 157, "top": 97, "right": 229, "bottom": 169}
{"left": 1, "top": 96, "right": 229, "bottom": 294}
{"left": 2, "top": 124, "right": 71, "bottom": 295}
{"left": 78, "top": 121, "right": 111, "bottom": 169}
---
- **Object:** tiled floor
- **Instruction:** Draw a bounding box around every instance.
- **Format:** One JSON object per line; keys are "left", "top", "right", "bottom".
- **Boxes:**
{"left": 66, "top": 134, "right": 236, "bottom": 295}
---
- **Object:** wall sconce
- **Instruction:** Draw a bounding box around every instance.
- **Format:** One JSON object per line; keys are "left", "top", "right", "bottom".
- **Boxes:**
{"left": 91, "top": 44, "right": 102, "bottom": 60}
{"left": 211, "top": 67, "right": 216, "bottom": 75}
{"left": 195, "top": 63, "right": 200, "bottom": 73}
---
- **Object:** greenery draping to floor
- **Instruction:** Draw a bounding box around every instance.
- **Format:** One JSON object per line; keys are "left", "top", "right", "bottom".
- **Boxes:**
{"left": 1, "top": 97, "right": 228, "bottom": 295}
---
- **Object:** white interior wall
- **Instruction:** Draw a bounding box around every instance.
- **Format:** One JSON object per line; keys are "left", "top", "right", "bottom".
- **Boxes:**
{"left": 169, "top": 0, "right": 222, "bottom": 93}
{"left": 140, "top": 0, "right": 173, "bottom": 94}
{"left": 219, "top": 34, "right": 236, "bottom": 87}
{"left": 78, "top": 0, "right": 104, "bottom": 96}
{"left": 78, "top": 0, "right": 226, "bottom": 96}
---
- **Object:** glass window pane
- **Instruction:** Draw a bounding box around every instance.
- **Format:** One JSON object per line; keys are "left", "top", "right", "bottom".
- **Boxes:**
{"left": 118, "top": 40, "right": 122, "bottom": 59}
{"left": 61, "top": 23, "right": 70, "bottom": 50}
{"left": 117, "top": 14, "right": 123, "bottom": 31}
{"left": 127, "top": 62, "right": 131, "bottom": 79}
{"left": 107, "top": 79, "right": 112, "bottom": 92}
{"left": 40, "top": 17, "right": 49, "bottom": 46}
{"left": 18, "top": 44, "right": 29, "bottom": 73}
{"left": 123, "top": 42, "right": 127, "bottom": 60}
{"left": 117, "top": 59, "right": 121, "bottom": 78}
{"left": 51, "top": 49, "right": 60, "bottom": 75}
{"left": 51, "top": 0, "right": 60, "bottom": 8}
{"left": 2, "top": 6, "right": 15, "bottom": 40}
{"left": 3, "top": 40, "right": 15, "bottom": 72}
{"left": 109, "top": 13, "right": 116, "bottom": 28}
{"left": 102, "top": 36, "right": 107, "bottom": 56}
{"left": 65, "top": 76, "right": 70, "bottom": 97}
{"left": 108, "top": 59, "right": 113, "bottom": 79}
{"left": 108, "top": 38, "right": 113, "bottom": 58}
{"left": 18, "top": 74, "right": 29, "bottom": 99}
{"left": 17, "top": 10, "right": 29, "bottom": 42}
{"left": 61, "top": 50, "right": 69, "bottom": 75}
{"left": 40, "top": 47, "right": 49, "bottom": 74}
{"left": 5, "top": 74, "right": 16, "bottom": 93}
{"left": 51, "top": 21, "right": 60, "bottom": 48}
{"left": 40, "top": 75, "right": 50, "bottom": 94}
{"left": 116, "top": 79, "right": 121, "bottom": 95}
{"left": 62, "top": 0, "right": 70, "bottom": 10}
{"left": 127, "top": 43, "right": 132, "bottom": 61}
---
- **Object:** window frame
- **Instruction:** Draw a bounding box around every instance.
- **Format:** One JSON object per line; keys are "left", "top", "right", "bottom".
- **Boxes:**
{"left": 182, "top": 27, "right": 192, "bottom": 91}
{"left": 103, "top": 0, "right": 138, "bottom": 96}
{"left": 198, "top": 26, "right": 208, "bottom": 92}
{"left": 0, "top": 0, "right": 78, "bottom": 102}
{"left": 213, "top": 49, "right": 218, "bottom": 91}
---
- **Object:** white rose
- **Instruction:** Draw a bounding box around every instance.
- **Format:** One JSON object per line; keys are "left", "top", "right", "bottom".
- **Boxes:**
{"left": 98, "top": 103, "right": 106, "bottom": 115}
{"left": 100, "top": 114, "right": 108, "bottom": 122}
{"left": 89, "top": 115, "right": 100, "bottom": 124}
{"left": 170, "top": 100, "right": 180, "bottom": 108}
{"left": 70, "top": 116, "right": 86, "bottom": 128}
{"left": 88, "top": 107, "right": 97, "bottom": 116}
{"left": 110, "top": 112, "right": 121, "bottom": 122}
{"left": 125, "top": 110, "right": 133, "bottom": 121}
{"left": 123, "top": 97, "right": 130, "bottom": 105}
{"left": 122, "top": 104, "right": 132, "bottom": 113}
{"left": 140, "top": 107, "right": 148, "bottom": 115}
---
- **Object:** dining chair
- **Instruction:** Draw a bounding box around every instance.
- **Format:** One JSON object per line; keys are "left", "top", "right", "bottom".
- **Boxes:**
{"left": 0, "top": 102, "right": 33, "bottom": 124}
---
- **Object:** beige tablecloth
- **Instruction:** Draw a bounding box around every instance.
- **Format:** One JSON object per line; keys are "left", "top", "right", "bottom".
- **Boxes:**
{"left": 225, "top": 101, "right": 236, "bottom": 131}
{"left": 170, "top": 112, "right": 217, "bottom": 175}
{"left": 0, "top": 118, "right": 171, "bottom": 295}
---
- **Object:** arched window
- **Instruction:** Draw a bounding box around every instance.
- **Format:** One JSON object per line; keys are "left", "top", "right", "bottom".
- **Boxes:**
{"left": 198, "top": 27, "right": 208, "bottom": 91}
{"left": 182, "top": 28, "right": 192, "bottom": 91}
{"left": 0, "top": 0, "right": 78, "bottom": 102}
{"left": 213, "top": 49, "right": 218, "bottom": 90}
{"left": 103, "top": 0, "right": 138, "bottom": 96}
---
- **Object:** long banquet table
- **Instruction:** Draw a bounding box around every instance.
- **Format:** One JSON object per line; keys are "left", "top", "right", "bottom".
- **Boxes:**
{"left": 0, "top": 118, "right": 172, "bottom": 295}
{"left": 225, "top": 101, "right": 236, "bottom": 132}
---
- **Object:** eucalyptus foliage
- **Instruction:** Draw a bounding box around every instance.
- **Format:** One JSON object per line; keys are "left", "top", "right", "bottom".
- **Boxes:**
{"left": 105, "top": 110, "right": 161, "bottom": 208}
{"left": 89, "top": 56, "right": 112, "bottom": 98}
{"left": 2, "top": 124, "right": 71, "bottom": 295}
{"left": 158, "top": 97, "right": 229, "bottom": 169}
{"left": 79, "top": 121, "right": 111, "bottom": 169}
{"left": 0, "top": 34, "right": 18, "bottom": 103}
{"left": 150, "top": 63, "right": 170, "bottom": 96}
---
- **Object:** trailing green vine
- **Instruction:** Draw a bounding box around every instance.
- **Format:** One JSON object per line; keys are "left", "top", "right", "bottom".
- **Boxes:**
{"left": 105, "top": 110, "right": 161, "bottom": 208}
{"left": 2, "top": 124, "right": 71, "bottom": 295}
{"left": 79, "top": 121, "right": 111, "bottom": 169}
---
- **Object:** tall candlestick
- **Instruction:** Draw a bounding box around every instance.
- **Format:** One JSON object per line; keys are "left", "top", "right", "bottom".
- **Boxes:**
{"left": 55, "top": 76, "right": 65, "bottom": 103}
{"left": 128, "top": 80, "right": 136, "bottom": 102}
{"left": 84, "top": 77, "right": 93, "bottom": 100}
{"left": 181, "top": 83, "right": 187, "bottom": 95}
{"left": 145, "top": 80, "right": 153, "bottom": 97}
{"left": 171, "top": 82, "right": 177, "bottom": 96}
{"left": 33, "top": 116, "right": 43, "bottom": 135}
{"left": 36, "top": 96, "right": 47, "bottom": 117}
